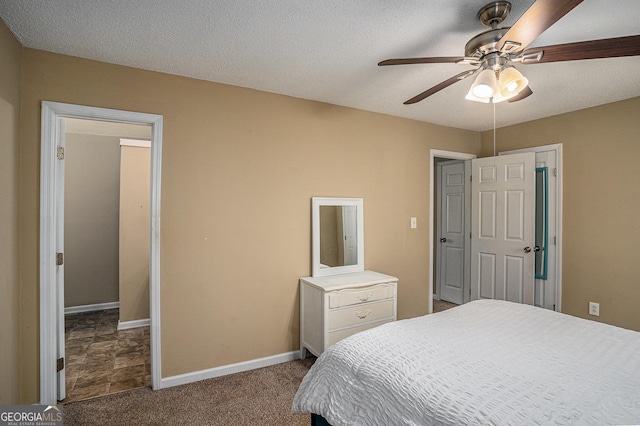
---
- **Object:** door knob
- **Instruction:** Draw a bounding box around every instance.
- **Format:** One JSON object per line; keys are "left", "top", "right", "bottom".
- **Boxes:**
{"left": 534, "top": 246, "right": 541, "bottom": 252}
{"left": 440, "top": 238, "right": 447, "bottom": 243}
{"left": 523, "top": 246, "right": 532, "bottom": 253}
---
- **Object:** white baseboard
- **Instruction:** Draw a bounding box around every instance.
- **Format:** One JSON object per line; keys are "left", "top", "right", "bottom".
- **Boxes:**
{"left": 64, "top": 301, "right": 119, "bottom": 315}
{"left": 160, "top": 350, "right": 301, "bottom": 389}
{"left": 117, "top": 318, "right": 150, "bottom": 330}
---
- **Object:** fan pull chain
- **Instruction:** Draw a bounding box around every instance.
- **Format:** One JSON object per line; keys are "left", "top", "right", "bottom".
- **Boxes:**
{"left": 493, "top": 99, "right": 497, "bottom": 163}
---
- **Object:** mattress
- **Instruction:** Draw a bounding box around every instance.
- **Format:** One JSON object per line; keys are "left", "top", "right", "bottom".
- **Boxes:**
{"left": 292, "top": 299, "right": 640, "bottom": 425}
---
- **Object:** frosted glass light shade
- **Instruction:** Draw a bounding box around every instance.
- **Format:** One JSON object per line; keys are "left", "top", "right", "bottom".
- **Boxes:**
{"left": 499, "top": 67, "right": 528, "bottom": 95}
{"left": 470, "top": 68, "right": 497, "bottom": 99}
{"left": 492, "top": 67, "right": 529, "bottom": 103}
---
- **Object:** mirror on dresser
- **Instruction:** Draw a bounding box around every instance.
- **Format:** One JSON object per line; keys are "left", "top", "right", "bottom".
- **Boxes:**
{"left": 311, "top": 197, "right": 364, "bottom": 277}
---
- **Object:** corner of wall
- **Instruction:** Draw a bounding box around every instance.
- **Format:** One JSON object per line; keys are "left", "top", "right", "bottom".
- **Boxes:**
{"left": 0, "top": 16, "right": 24, "bottom": 404}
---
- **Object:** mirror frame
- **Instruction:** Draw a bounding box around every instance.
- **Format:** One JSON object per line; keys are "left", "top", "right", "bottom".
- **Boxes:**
{"left": 312, "top": 197, "right": 364, "bottom": 277}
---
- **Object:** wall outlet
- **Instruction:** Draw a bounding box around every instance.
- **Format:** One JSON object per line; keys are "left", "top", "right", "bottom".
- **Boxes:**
{"left": 410, "top": 217, "right": 417, "bottom": 229}
{"left": 589, "top": 301, "right": 600, "bottom": 317}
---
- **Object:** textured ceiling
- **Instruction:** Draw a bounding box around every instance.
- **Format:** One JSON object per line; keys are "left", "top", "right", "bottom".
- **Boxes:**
{"left": 1, "top": 0, "right": 639, "bottom": 131}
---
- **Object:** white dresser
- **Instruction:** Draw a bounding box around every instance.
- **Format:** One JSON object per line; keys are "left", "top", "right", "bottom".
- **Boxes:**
{"left": 300, "top": 270, "right": 398, "bottom": 357}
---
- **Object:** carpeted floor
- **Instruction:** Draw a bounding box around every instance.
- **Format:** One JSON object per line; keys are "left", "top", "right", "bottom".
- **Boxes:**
{"left": 433, "top": 299, "right": 458, "bottom": 313}
{"left": 63, "top": 357, "right": 316, "bottom": 425}
{"left": 64, "top": 303, "right": 460, "bottom": 424}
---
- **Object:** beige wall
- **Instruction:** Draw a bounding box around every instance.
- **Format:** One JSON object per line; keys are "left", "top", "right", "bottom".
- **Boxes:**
{"left": 0, "top": 18, "right": 21, "bottom": 404}
{"left": 19, "top": 48, "right": 479, "bottom": 402}
{"left": 119, "top": 145, "right": 151, "bottom": 322}
{"left": 65, "top": 133, "right": 121, "bottom": 308}
{"left": 480, "top": 97, "right": 640, "bottom": 332}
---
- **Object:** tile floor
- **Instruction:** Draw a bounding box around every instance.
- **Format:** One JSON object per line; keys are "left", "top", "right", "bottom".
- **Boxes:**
{"left": 63, "top": 308, "right": 150, "bottom": 403}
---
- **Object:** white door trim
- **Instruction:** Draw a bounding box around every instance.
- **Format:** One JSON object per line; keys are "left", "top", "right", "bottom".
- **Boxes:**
{"left": 499, "top": 143, "right": 563, "bottom": 312}
{"left": 40, "top": 101, "right": 164, "bottom": 404}
{"left": 429, "top": 149, "right": 476, "bottom": 314}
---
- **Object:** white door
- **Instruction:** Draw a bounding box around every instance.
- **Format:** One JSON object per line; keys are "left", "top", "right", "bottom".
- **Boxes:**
{"left": 56, "top": 119, "right": 67, "bottom": 400}
{"left": 437, "top": 161, "right": 466, "bottom": 304}
{"left": 342, "top": 205, "right": 358, "bottom": 266}
{"left": 471, "top": 153, "right": 536, "bottom": 304}
{"left": 501, "top": 147, "right": 560, "bottom": 310}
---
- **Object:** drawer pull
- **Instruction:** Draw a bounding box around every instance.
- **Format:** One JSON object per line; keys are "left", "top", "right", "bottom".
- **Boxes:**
{"left": 358, "top": 293, "right": 373, "bottom": 302}
{"left": 354, "top": 310, "right": 372, "bottom": 319}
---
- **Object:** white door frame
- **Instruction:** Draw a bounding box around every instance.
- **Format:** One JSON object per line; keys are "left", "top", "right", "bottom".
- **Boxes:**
{"left": 500, "top": 143, "right": 563, "bottom": 312}
{"left": 40, "top": 101, "right": 164, "bottom": 404}
{"left": 429, "top": 149, "right": 476, "bottom": 314}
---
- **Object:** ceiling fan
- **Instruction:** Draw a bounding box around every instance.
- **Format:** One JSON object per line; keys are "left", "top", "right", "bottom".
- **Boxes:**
{"left": 379, "top": 0, "right": 640, "bottom": 104}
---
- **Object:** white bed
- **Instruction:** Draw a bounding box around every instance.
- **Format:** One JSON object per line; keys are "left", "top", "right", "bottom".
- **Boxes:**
{"left": 292, "top": 299, "right": 640, "bottom": 425}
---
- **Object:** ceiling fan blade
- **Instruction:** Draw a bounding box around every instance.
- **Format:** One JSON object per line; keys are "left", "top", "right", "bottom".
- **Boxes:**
{"left": 379, "top": 57, "right": 464, "bottom": 66}
{"left": 508, "top": 86, "right": 533, "bottom": 103}
{"left": 496, "top": 0, "right": 584, "bottom": 53}
{"left": 520, "top": 35, "right": 640, "bottom": 63}
{"left": 404, "top": 70, "right": 476, "bottom": 104}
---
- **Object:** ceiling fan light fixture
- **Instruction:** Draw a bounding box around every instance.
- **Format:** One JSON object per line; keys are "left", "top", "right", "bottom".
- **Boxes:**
{"left": 380, "top": 0, "right": 640, "bottom": 107}
{"left": 469, "top": 68, "right": 497, "bottom": 99}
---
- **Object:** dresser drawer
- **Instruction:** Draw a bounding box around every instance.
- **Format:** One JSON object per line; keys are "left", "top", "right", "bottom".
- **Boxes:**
{"left": 327, "top": 283, "right": 394, "bottom": 309}
{"left": 327, "top": 299, "right": 394, "bottom": 331}
{"left": 327, "top": 319, "right": 392, "bottom": 347}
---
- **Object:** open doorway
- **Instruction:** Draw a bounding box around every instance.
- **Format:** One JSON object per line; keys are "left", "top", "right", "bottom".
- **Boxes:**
{"left": 429, "top": 150, "right": 476, "bottom": 314}
{"left": 434, "top": 159, "right": 471, "bottom": 307}
{"left": 62, "top": 119, "right": 151, "bottom": 402}
{"left": 40, "top": 102, "right": 163, "bottom": 405}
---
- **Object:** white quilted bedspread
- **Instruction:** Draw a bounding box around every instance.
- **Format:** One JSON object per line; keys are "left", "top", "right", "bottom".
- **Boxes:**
{"left": 292, "top": 300, "right": 640, "bottom": 425}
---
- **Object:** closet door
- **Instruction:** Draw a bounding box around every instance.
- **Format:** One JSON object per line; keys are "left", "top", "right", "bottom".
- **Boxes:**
{"left": 437, "top": 160, "right": 466, "bottom": 305}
